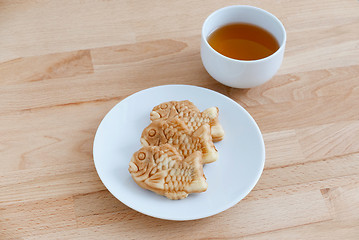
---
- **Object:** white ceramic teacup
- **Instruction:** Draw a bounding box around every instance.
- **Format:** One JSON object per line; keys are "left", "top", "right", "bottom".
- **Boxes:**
{"left": 201, "top": 5, "right": 286, "bottom": 88}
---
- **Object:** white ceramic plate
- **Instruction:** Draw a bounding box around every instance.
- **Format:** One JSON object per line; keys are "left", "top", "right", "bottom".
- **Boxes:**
{"left": 93, "top": 85, "right": 265, "bottom": 221}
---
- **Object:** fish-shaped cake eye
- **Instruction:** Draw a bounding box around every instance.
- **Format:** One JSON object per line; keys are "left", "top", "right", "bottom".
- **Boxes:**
{"left": 137, "top": 152, "right": 146, "bottom": 160}
{"left": 148, "top": 129, "right": 156, "bottom": 137}
{"left": 160, "top": 103, "right": 168, "bottom": 109}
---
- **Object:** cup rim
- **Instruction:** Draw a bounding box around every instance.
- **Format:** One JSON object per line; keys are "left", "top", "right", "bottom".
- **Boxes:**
{"left": 202, "top": 5, "right": 287, "bottom": 63}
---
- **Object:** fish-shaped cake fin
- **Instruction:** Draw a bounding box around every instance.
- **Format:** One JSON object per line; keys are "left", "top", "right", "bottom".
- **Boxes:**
{"left": 144, "top": 170, "right": 167, "bottom": 190}
{"left": 175, "top": 100, "right": 199, "bottom": 113}
{"left": 183, "top": 151, "right": 208, "bottom": 192}
{"left": 165, "top": 117, "right": 191, "bottom": 135}
{"left": 167, "top": 106, "right": 179, "bottom": 119}
{"left": 202, "top": 107, "right": 225, "bottom": 142}
{"left": 192, "top": 124, "right": 218, "bottom": 164}
{"left": 183, "top": 150, "right": 200, "bottom": 164}
{"left": 165, "top": 191, "right": 188, "bottom": 200}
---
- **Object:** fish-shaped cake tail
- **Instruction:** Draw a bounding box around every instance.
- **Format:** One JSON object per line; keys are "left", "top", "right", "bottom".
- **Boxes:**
{"left": 202, "top": 107, "right": 218, "bottom": 120}
{"left": 183, "top": 151, "right": 208, "bottom": 193}
{"left": 202, "top": 107, "right": 225, "bottom": 142}
{"left": 192, "top": 124, "right": 218, "bottom": 164}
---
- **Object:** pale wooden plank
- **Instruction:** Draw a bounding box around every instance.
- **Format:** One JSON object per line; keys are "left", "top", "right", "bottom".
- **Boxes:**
{"left": 281, "top": 21, "right": 359, "bottom": 75}
{"left": 244, "top": 183, "right": 359, "bottom": 240}
{"left": 230, "top": 65, "right": 359, "bottom": 107}
{"left": 0, "top": 99, "right": 118, "bottom": 173}
{"left": 0, "top": 71, "right": 126, "bottom": 115}
{"left": 243, "top": 220, "right": 359, "bottom": 240}
{"left": 27, "top": 190, "right": 330, "bottom": 239}
{"left": 0, "top": 197, "right": 76, "bottom": 238}
{"left": 73, "top": 190, "right": 128, "bottom": 218}
{"left": 0, "top": 162, "right": 105, "bottom": 204}
{"left": 247, "top": 94, "right": 359, "bottom": 133}
{"left": 256, "top": 153, "right": 359, "bottom": 190}
{"left": 91, "top": 39, "right": 188, "bottom": 66}
{"left": 296, "top": 120, "right": 359, "bottom": 161}
{"left": 321, "top": 183, "right": 359, "bottom": 224}
{"left": 248, "top": 174, "right": 359, "bottom": 202}
{"left": 0, "top": 50, "right": 93, "bottom": 84}
{"left": 0, "top": 0, "right": 136, "bottom": 62}
{"left": 263, "top": 130, "right": 306, "bottom": 169}
{"left": 277, "top": 0, "right": 358, "bottom": 31}
{"left": 275, "top": 0, "right": 359, "bottom": 74}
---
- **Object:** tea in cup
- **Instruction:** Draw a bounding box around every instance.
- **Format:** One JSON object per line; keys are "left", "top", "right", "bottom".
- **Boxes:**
{"left": 201, "top": 5, "right": 286, "bottom": 88}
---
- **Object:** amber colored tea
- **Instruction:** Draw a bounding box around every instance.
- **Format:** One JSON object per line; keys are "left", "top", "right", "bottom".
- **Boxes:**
{"left": 207, "top": 23, "right": 279, "bottom": 61}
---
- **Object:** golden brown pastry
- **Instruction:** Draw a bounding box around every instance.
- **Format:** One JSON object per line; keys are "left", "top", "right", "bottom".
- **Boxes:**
{"left": 128, "top": 144, "right": 208, "bottom": 200}
{"left": 140, "top": 118, "right": 218, "bottom": 164}
{"left": 150, "top": 100, "right": 225, "bottom": 142}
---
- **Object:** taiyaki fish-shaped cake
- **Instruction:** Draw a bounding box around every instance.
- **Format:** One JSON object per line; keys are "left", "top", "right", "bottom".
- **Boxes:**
{"left": 128, "top": 144, "right": 208, "bottom": 200}
{"left": 150, "top": 100, "right": 225, "bottom": 142}
{"left": 141, "top": 118, "right": 218, "bottom": 164}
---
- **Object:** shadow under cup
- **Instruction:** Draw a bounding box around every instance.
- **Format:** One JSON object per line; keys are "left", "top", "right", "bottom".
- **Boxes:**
{"left": 201, "top": 5, "right": 286, "bottom": 88}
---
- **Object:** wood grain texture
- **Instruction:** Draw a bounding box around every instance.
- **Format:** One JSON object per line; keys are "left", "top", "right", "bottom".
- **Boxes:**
{"left": 1, "top": 0, "right": 359, "bottom": 239}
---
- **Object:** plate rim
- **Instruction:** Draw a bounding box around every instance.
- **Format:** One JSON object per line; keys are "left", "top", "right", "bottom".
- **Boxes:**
{"left": 93, "top": 84, "right": 265, "bottom": 221}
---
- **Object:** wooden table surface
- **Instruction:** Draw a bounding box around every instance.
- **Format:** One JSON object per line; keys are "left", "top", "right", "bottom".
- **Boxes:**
{"left": 1, "top": 0, "right": 359, "bottom": 239}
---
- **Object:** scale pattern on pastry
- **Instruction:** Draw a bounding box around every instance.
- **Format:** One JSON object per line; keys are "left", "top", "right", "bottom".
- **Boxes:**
{"left": 150, "top": 100, "right": 225, "bottom": 142}
{"left": 128, "top": 144, "right": 208, "bottom": 200}
{"left": 141, "top": 117, "right": 218, "bottom": 164}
